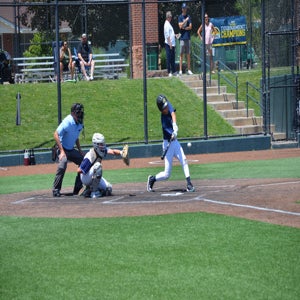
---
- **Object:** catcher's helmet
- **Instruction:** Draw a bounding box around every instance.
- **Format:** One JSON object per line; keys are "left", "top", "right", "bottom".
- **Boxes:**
{"left": 156, "top": 94, "right": 168, "bottom": 112}
{"left": 71, "top": 103, "right": 84, "bottom": 124}
{"left": 92, "top": 133, "right": 106, "bottom": 158}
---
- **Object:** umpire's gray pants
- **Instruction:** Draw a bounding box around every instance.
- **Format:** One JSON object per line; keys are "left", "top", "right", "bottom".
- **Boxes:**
{"left": 52, "top": 148, "right": 84, "bottom": 193}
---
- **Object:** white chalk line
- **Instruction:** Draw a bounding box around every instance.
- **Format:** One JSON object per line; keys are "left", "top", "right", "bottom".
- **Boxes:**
{"left": 246, "top": 180, "right": 300, "bottom": 188}
{"left": 12, "top": 197, "right": 36, "bottom": 204}
{"left": 103, "top": 196, "right": 125, "bottom": 203}
{"left": 195, "top": 197, "right": 300, "bottom": 217}
{"left": 103, "top": 197, "right": 200, "bottom": 205}
{"left": 149, "top": 159, "right": 199, "bottom": 165}
{"left": 104, "top": 195, "right": 300, "bottom": 217}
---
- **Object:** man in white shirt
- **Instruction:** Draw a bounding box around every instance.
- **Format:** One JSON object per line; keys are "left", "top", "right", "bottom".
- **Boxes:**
{"left": 164, "top": 11, "right": 177, "bottom": 77}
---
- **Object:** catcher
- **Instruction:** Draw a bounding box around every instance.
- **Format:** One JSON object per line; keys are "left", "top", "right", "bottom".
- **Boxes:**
{"left": 77, "top": 132, "right": 129, "bottom": 198}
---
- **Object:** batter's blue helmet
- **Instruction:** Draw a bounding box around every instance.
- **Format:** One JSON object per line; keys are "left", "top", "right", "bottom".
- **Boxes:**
{"left": 156, "top": 94, "right": 168, "bottom": 112}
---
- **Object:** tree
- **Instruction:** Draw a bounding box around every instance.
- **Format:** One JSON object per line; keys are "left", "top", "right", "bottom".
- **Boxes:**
{"left": 23, "top": 32, "right": 52, "bottom": 57}
{"left": 234, "top": 0, "right": 261, "bottom": 59}
{"left": 20, "top": 0, "right": 129, "bottom": 50}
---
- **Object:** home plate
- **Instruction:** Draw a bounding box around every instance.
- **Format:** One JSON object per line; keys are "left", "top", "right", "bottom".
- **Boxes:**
{"left": 161, "top": 192, "right": 185, "bottom": 197}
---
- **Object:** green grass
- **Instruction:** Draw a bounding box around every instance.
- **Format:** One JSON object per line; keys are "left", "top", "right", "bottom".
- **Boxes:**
{"left": 1, "top": 213, "right": 299, "bottom": 299}
{"left": 1, "top": 157, "right": 299, "bottom": 194}
{"left": 0, "top": 77, "right": 235, "bottom": 151}
{"left": 1, "top": 156, "right": 299, "bottom": 298}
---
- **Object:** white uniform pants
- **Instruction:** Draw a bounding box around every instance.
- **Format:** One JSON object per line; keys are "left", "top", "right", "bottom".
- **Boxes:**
{"left": 155, "top": 139, "right": 190, "bottom": 181}
{"left": 80, "top": 165, "right": 111, "bottom": 191}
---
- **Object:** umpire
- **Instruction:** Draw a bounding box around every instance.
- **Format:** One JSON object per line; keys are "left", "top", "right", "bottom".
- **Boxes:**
{"left": 52, "top": 103, "right": 85, "bottom": 197}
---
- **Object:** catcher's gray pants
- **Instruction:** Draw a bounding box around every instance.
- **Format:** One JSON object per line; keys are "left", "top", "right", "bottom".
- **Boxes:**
{"left": 53, "top": 148, "right": 84, "bottom": 193}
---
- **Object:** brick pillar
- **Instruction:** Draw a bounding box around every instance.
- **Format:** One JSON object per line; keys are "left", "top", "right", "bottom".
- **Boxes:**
{"left": 130, "top": 0, "right": 158, "bottom": 79}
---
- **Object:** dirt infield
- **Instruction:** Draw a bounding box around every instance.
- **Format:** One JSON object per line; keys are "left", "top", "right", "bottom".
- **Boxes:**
{"left": 1, "top": 149, "right": 300, "bottom": 228}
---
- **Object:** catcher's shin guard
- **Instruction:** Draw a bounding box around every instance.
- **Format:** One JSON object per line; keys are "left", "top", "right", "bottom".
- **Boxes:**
{"left": 73, "top": 173, "right": 83, "bottom": 195}
{"left": 90, "top": 162, "right": 102, "bottom": 198}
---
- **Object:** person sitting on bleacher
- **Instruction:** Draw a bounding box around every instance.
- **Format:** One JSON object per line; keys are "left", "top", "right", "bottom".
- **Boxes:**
{"left": 60, "top": 41, "right": 75, "bottom": 81}
{"left": 77, "top": 33, "right": 95, "bottom": 81}
{"left": 0, "top": 49, "right": 14, "bottom": 84}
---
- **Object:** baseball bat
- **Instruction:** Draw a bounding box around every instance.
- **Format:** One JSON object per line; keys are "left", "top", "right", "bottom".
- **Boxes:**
{"left": 161, "top": 141, "right": 171, "bottom": 160}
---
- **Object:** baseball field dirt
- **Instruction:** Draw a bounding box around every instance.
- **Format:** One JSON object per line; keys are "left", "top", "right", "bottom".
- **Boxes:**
{"left": 1, "top": 148, "right": 300, "bottom": 228}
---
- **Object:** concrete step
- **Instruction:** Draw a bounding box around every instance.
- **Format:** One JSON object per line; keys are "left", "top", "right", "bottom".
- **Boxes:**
{"left": 206, "top": 93, "right": 236, "bottom": 102}
{"left": 272, "top": 132, "right": 287, "bottom": 141}
{"left": 272, "top": 140, "right": 298, "bottom": 149}
{"left": 234, "top": 125, "right": 264, "bottom": 135}
{"left": 180, "top": 74, "right": 266, "bottom": 137}
{"left": 209, "top": 101, "right": 245, "bottom": 110}
{"left": 218, "top": 109, "right": 255, "bottom": 118}
{"left": 193, "top": 86, "right": 227, "bottom": 95}
{"left": 226, "top": 116, "right": 263, "bottom": 126}
{"left": 180, "top": 74, "right": 204, "bottom": 81}
{"left": 183, "top": 79, "right": 218, "bottom": 88}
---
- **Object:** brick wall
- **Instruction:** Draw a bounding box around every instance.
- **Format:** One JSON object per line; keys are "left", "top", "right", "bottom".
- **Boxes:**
{"left": 130, "top": 0, "right": 158, "bottom": 78}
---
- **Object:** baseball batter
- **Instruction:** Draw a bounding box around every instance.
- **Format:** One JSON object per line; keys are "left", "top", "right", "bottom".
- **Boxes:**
{"left": 77, "top": 133, "right": 129, "bottom": 198}
{"left": 147, "top": 95, "right": 195, "bottom": 192}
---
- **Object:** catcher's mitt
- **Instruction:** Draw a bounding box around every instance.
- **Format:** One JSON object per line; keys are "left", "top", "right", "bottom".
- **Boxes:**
{"left": 121, "top": 144, "right": 130, "bottom": 166}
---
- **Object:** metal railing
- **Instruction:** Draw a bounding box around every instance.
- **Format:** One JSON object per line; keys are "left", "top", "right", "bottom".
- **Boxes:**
{"left": 191, "top": 41, "right": 215, "bottom": 84}
{"left": 246, "top": 81, "right": 263, "bottom": 118}
{"left": 216, "top": 60, "right": 239, "bottom": 108}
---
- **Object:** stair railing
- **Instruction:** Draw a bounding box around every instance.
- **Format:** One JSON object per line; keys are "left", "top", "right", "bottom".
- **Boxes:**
{"left": 191, "top": 42, "right": 213, "bottom": 85}
{"left": 216, "top": 60, "right": 239, "bottom": 109}
{"left": 246, "top": 81, "right": 263, "bottom": 118}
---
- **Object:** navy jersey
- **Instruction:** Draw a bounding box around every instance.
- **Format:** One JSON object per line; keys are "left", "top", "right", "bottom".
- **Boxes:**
{"left": 79, "top": 147, "right": 108, "bottom": 175}
{"left": 161, "top": 102, "right": 175, "bottom": 140}
{"left": 178, "top": 14, "right": 192, "bottom": 40}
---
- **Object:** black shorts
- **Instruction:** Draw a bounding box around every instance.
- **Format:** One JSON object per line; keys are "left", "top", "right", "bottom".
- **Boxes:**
{"left": 62, "top": 63, "right": 69, "bottom": 72}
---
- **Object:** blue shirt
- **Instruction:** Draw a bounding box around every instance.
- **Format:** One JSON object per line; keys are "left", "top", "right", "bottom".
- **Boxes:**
{"left": 56, "top": 114, "right": 83, "bottom": 150}
{"left": 161, "top": 102, "right": 175, "bottom": 141}
{"left": 178, "top": 14, "right": 192, "bottom": 40}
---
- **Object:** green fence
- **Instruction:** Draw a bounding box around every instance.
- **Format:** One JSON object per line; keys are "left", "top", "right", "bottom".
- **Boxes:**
{"left": 266, "top": 74, "right": 297, "bottom": 139}
{"left": 147, "top": 43, "right": 158, "bottom": 70}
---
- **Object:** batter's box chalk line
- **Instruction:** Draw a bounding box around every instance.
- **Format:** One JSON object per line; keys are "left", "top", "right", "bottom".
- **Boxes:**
{"left": 149, "top": 159, "right": 199, "bottom": 165}
{"left": 195, "top": 197, "right": 300, "bottom": 217}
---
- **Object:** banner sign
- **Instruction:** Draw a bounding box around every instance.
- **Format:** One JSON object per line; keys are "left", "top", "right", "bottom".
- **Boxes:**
{"left": 210, "top": 16, "right": 247, "bottom": 47}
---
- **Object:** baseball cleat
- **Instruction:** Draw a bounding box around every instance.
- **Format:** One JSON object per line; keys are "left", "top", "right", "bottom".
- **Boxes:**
{"left": 105, "top": 186, "right": 112, "bottom": 196}
{"left": 186, "top": 184, "right": 195, "bottom": 192}
{"left": 80, "top": 186, "right": 91, "bottom": 198}
{"left": 91, "top": 190, "right": 102, "bottom": 198}
{"left": 147, "top": 175, "right": 155, "bottom": 192}
{"left": 52, "top": 189, "right": 61, "bottom": 197}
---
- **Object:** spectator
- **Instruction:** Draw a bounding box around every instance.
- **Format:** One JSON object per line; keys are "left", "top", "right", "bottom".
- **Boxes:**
{"left": 77, "top": 33, "right": 95, "bottom": 81}
{"left": 178, "top": 3, "right": 193, "bottom": 76}
{"left": 52, "top": 103, "right": 85, "bottom": 197}
{"left": 0, "top": 49, "right": 14, "bottom": 84}
{"left": 246, "top": 46, "right": 254, "bottom": 70}
{"left": 60, "top": 41, "right": 75, "bottom": 80}
{"left": 164, "top": 11, "right": 177, "bottom": 77}
{"left": 197, "top": 13, "right": 216, "bottom": 73}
